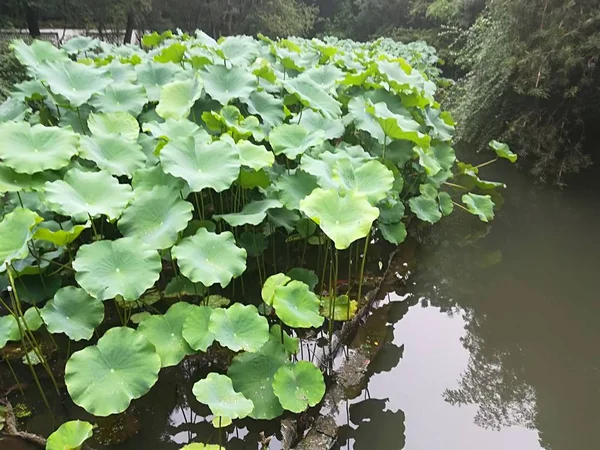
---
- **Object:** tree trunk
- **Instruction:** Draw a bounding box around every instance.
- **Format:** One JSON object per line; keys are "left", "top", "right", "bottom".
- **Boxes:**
{"left": 124, "top": 9, "right": 135, "bottom": 44}
{"left": 24, "top": 2, "right": 41, "bottom": 38}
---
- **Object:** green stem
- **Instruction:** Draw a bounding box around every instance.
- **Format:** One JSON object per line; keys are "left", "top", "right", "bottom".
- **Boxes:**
{"left": 88, "top": 214, "right": 100, "bottom": 240}
{"left": 2, "top": 352, "right": 25, "bottom": 398}
{"left": 443, "top": 181, "right": 469, "bottom": 190}
{"left": 319, "top": 237, "right": 330, "bottom": 296}
{"left": 76, "top": 107, "right": 85, "bottom": 132}
{"left": 356, "top": 232, "right": 371, "bottom": 304}
{"left": 452, "top": 201, "right": 471, "bottom": 213}
{"left": 16, "top": 192, "right": 24, "bottom": 208}
{"left": 475, "top": 157, "right": 498, "bottom": 169}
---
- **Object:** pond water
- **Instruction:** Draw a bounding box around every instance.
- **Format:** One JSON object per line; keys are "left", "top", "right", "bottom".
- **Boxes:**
{"left": 339, "top": 161, "right": 600, "bottom": 450}
{"left": 3, "top": 161, "right": 599, "bottom": 450}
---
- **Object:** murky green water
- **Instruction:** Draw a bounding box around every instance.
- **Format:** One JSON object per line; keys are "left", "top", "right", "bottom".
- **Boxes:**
{"left": 339, "top": 162, "right": 600, "bottom": 450}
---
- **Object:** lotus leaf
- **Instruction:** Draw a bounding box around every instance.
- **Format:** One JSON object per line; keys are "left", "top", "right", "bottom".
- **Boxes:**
{"left": 269, "top": 124, "right": 325, "bottom": 160}
{"left": 379, "top": 221, "right": 408, "bottom": 245}
{"left": 118, "top": 186, "right": 193, "bottom": 249}
{"left": 87, "top": 112, "right": 140, "bottom": 141}
{"left": 414, "top": 146, "right": 442, "bottom": 176}
{"left": 138, "top": 302, "right": 196, "bottom": 367}
{"left": 286, "top": 268, "right": 318, "bottom": 291}
{"left": 274, "top": 170, "right": 319, "bottom": 210}
{"left": 172, "top": 229, "right": 247, "bottom": 288}
{"left": 208, "top": 304, "right": 269, "bottom": 352}
{"left": 0, "top": 315, "right": 20, "bottom": 348}
{"left": 40, "top": 286, "right": 104, "bottom": 341}
{"left": 270, "top": 324, "right": 299, "bottom": 355}
{"left": 462, "top": 193, "right": 495, "bottom": 222}
{"left": 214, "top": 199, "right": 282, "bottom": 227}
{"left": 262, "top": 273, "right": 291, "bottom": 306}
{"left": 205, "top": 295, "right": 231, "bottom": 308}
{"left": 0, "top": 208, "right": 42, "bottom": 272}
{"left": 295, "top": 109, "right": 344, "bottom": 140}
{"left": 10, "top": 39, "right": 68, "bottom": 71}
{"left": 135, "top": 61, "right": 182, "bottom": 102}
{"left": 91, "top": 82, "right": 148, "bottom": 117}
{"left": 44, "top": 169, "right": 134, "bottom": 220}
{"left": 490, "top": 140, "right": 518, "bottom": 162}
{"left": 284, "top": 77, "right": 341, "bottom": 119}
{"left": 0, "top": 122, "right": 78, "bottom": 174}
{"left": 192, "top": 373, "right": 254, "bottom": 419}
{"left": 73, "top": 237, "right": 161, "bottom": 301}
{"left": 408, "top": 195, "right": 442, "bottom": 224}
{"left": 33, "top": 221, "right": 90, "bottom": 246}
{"left": 182, "top": 305, "right": 215, "bottom": 352}
{"left": 142, "top": 118, "right": 211, "bottom": 144}
{"left": 438, "top": 192, "right": 454, "bottom": 216}
{"left": 212, "top": 416, "right": 232, "bottom": 428}
{"left": 332, "top": 159, "right": 394, "bottom": 204}
{"left": 164, "top": 275, "right": 207, "bottom": 299}
{"left": 79, "top": 134, "right": 146, "bottom": 177}
{"left": 46, "top": 420, "right": 93, "bottom": 450}
{"left": 272, "top": 361, "right": 325, "bottom": 413}
{"left": 156, "top": 76, "right": 203, "bottom": 120}
{"left": 237, "top": 140, "right": 274, "bottom": 170}
{"left": 237, "top": 231, "right": 267, "bottom": 257}
{"left": 228, "top": 338, "right": 288, "bottom": 419}
{"left": 65, "top": 327, "right": 161, "bottom": 416}
{"left": 160, "top": 136, "right": 241, "bottom": 193}
{"left": 320, "top": 294, "right": 358, "bottom": 321}
{"left": 132, "top": 165, "right": 189, "bottom": 195}
{"left": 300, "top": 189, "right": 379, "bottom": 250}
{"left": 272, "top": 280, "right": 324, "bottom": 329}
{"left": 202, "top": 65, "right": 257, "bottom": 105}
{"left": 244, "top": 91, "right": 285, "bottom": 128}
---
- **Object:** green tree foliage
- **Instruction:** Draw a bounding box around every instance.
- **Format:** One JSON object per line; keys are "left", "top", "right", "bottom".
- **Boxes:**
{"left": 0, "top": 41, "right": 25, "bottom": 100}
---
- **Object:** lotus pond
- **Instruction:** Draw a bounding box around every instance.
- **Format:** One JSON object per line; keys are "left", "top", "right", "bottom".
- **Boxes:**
{"left": 0, "top": 32, "right": 515, "bottom": 449}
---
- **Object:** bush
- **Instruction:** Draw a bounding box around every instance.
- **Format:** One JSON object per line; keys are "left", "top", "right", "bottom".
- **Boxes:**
{"left": 0, "top": 40, "right": 26, "bottom": 100}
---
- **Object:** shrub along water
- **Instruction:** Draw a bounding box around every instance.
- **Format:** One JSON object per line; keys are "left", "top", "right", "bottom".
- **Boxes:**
{"left": 0, "top": 31, "right": 513, "bottom": 447}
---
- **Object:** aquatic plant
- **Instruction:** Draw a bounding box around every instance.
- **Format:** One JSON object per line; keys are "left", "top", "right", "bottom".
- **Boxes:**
{"left": 0, "top": 31, "right": 513, "bottom": 443}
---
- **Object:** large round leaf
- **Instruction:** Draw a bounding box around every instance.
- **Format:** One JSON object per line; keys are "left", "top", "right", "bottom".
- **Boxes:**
{"left": 46, "top": 420, "right": 93, "bottom": 450}
{"left": 33, "top": 220, "right": 90, "bottom": 247}
{"left": 87, "top": 112, "right": 139, "bottom": 141}
{"left": 243, "top": 90, "right": 285, "bottom": 128}
{"left": 118, "top": 186, "right": 193, "bottom": 249}
{"left": 408, "top": 194, "right": 442, "bottom": 224}
{"left": 273, "top": 281, "right": 324, "bottom": 329}
{"left": 201, "top": 65, "right": 257, "bottom": 105}
{"left": 192, "top": 373, "right": 253, "bottom": 419}
{"left": 237, "top": 140, "right": 274, "bottom": 170}
{"left": 0, "top": 208, "right": 42, "bottom": 272}
{"left": 462, "top": 193, "right": 495, "bottom": 222}
{"left": 261, "top": 273, "right": 291, "bottom": 306}
{"left": 299, "top": 188, "right": 379, "bottom": 250}
{"left": 73, "top": 238, "right": 161, "bottom": 301}
{"left": 10, "top": 39, "right": 68, "bottom": 71}
{"left": 156, "top": 76, "right": 203, "bottom": 120}
{"left": 272, "top": 361, "right": 325, "bottom": 413}
{"left": 65, "top": 327, "right": 161, "bottom": 416}
{"left": 137, "top": 302, "right": 196, "bottom": 367}
{"left": 79, "top": 134, "right": 146, "bottom": 177}
{"left": 208, "top": 304, "right": 269, "bottom": 352}
{"left": 0, "top": 315, "right": 20, "bottom": 348}
{"left": 132, "top": 165, "right": 189, "bottom": 195}
{"left": 40, "top": 286, "right": 104, "bottom": 341}
{"left": 182, "top": 305, "right": 215, "bottom": 352}
{"left": 284, "top": 77, "right": 342, "bottom": 119}
{"left": 91, "top": 82, "right": 148, "bottom": 116}
{"left": 160, "top": 136, "right": 241, "bottom": 193}
{"left": 214, "top": 199, "right": 282, "bottom": 227}
{"left": 172, "top": 229, "right": 246, "bottom": 288}
{"left": 332, "top": 159, "right": 394, "bottom": 204}
{"left": 227, "top": 339, "right": 288, "bottom": 420}
{"left": 0, "top": 122, "right": 78, "bottom": 174}
{"left": 135, "top": 61, "right": 182, "bottom": 102}
{"left": 269, "top": 124, "right": 325, "bottom": 160}
{"left": 274, "top": 170, "right": 319, "bottom": 210}
{"left": 44, "top": 169, "right": 134, "bottom": 220}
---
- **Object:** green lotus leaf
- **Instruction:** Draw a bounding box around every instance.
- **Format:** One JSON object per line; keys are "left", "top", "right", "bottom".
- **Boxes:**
{"left": 274, "top": 170, "right": 318, "bottom": 210}
{"left": 332, "top": 159, "right": 394, "bottom": 204}
{"left": 0, "top": 315, "right": 20, "bottom": 348}
{"left": 65, "top": 327, "right": 161, "bottom": 416}
{"left": 269, "top": 324, "right": 299, "bottom": 355}
{"left": 300, "top": 188, "right": 379, "bottom": 250}
{"left": 273, "top": 280, "right": 324, "bottom": 329}
{"left": 432, "top": 142, "right": 456, "bottom": 170}
{"left": 192, "top": 373, "right": 254, "bottom": 419}
{"left": 88, "top": 112, "right": 140, "bottom": 141}
{"left": 348, "top": 96, "right": 385, "bottom": 143}
{"left": 79, "top": 134, "right": 146, "bottom": 177}
{"left": 408, "top": 195, "right": 442, "bottom": 224}
{"left": 182, "top": 305, "right": 215, "bottom": 352}
{"left": 40, "top": 286, "right": 104, "bottom": 341}
{"left": 44, "top": 169, "right": 134, "bottom": 220}
{"left": 304, "top": 65, "right": 345, "bottom": 92}
{"left": 160, "top": 136, "right": 241, "bottom": 193}
{"left": 13, "top": 274, "right": 62, "bottom": 305}
{"left": 118, "top": 186, "right": 193, "bottom": 249}
{"left": 0, "top": 97, "right": 30, "bottom": 123}
{"left": 237, "top": 168, "right": 270, "bottom": 189}
{"left": 135, "top": 61, "right": 182, "bottom": 102}
{"left": 172, "top": 229, "right": 247, "bottom": 288}
{"left": 227, "top": 338, "right": 288, "bottom": 419}
{"left": 272, "top": 361, "right": 325, "bottom": 413}
{"left": 206, "top": 295, "right": 231, "bottom": 308}
{"left": 237, "top": 231, "right": 267, "bottom": 257}
{"left": 0, "top": 208, "right": 42, "bottom": 272}
{"left": 379, "top": 221, "right": 408, "bottom": 245}
{"left": 10, "top": 39, "right": 68, "bottom": 71}
{"left": 212, "top": 416, "right": 233, "bottom": 428}
{"left": 156, "top": 76, "right": 203, "bottom": 120}
{"left": 46, "top": 420, "right": 93, "bottom": 450}
{"left": 296, "top": 109, "right": 344, "bottom": 140}
{"left": 268, "top": 208, "right": 301, "bottom": 233}
{"left": 438, "top": 192, "right": 454, "bottom": 216}
{"left": 208, "top": 304, "right": 269, "bottom": 352}
{"left": 154, "top": 42, "right": 187, "bottom": 63}
{"left": 104, "top": 60, "right": 137, "bottom": 83}
{"left": 73, "top": 237, "right": 161, "bottom": 301}
{"left": 142, "top": 118, "right": 211, "bottom": 144}
{"left": 284, "top": 77, "right": 342, "bottom": 119}
{"left": 138, "top": 302, "right": 196, "bottom": 367}
{"left": 296, "top": 217, "right": 317, "bottom": 238}
{"left": 91, "top": 82, "right": 148, "bottom": 116}
{"left": 62, "top": 35, "right": 99, "bottom": 54}
{"left": 286, "top": 268, "right": 318, "bottom": 291}
{"left": 269, "top": 124, "right": 325, "bottom": 160}
{"left": 0, "top": 122, "right": 78, "bottom": 174}
{"left": 219, "top": 35, "right": 260, "bottom": 65}
{"left": 36, "top": 60, "right": 111, "bottom": 107}
{"left": 164, "top": 275, "right": 207, "bottom": 299}
{"left": 237, "top": 140, "right": 274, "bottom": 170}
{"left": 320, "top": 294, "right": 358, "bottom": 321}
{"left": 202, "top": 64, "right": 257, "bottom": 105}
{"left": 377, "top": 59, "right": 432, "bottom": 97}
{"left": 180, "top": 444, "right": 224, "bottom": 450}
{"left": 489, "top": 140, "right": 518, "bottom": 163}
{"left": 18, "top": 307, "right": 43, "bottom": 333}
{"left": 33, "top": 221, "right": 90, "bottom": 247}
{"left": 132, "top": 165, "right": 189, "bottom": 195}
{"left": 414, "top": 146, "right": 441, "bottom": 176}
{"left": 424, "top": 107, "right": 454, "bottom": 141}
{"left": 244, "top": 91, "right": 285, "bottom": 128}
{"left": 214, "top": 199, "right": 282, "bottom": 227}
{"left": 131, "top": 312, "right": 151, "bottom": 324}
{"left": 462, "top": 193, "right": 495, "bottom": 222}
{"left": 369, "top": 102, "right": 430, "bottom": 147}
{"left": 378, "top": 200, "right": 405, "bottom": 224}
{"left": 262, "top": 273, "right": 292, "bottom": 306}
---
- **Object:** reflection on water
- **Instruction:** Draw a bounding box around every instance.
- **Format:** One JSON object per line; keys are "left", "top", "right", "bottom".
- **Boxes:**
{"left": 349, "top": 162, "right": 600, "bottom": 449}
